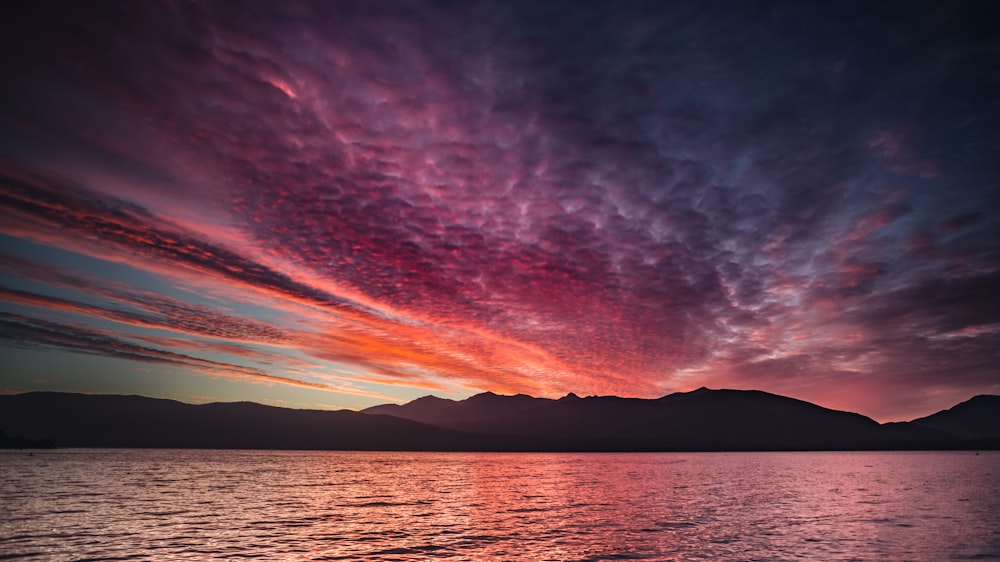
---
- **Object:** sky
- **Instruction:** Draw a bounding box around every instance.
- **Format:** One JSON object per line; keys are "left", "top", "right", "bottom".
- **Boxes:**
{"left": 1, "top": 1, "right": 997, "bottom": 422}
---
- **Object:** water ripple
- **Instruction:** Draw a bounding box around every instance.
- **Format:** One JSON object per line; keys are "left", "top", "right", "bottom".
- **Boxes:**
{"left": 1, "top": 450, "right": 998, "bottom": 561}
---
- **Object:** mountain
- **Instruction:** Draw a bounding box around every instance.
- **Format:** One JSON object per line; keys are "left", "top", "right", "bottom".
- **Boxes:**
{"left": 0, "top": 392, "right": 490, "bottom": 451}
{"left": 364, "top": 391, "right": 553, "bottom": 428}
{"left": 2, "top": 389, "right": 994, "bottom": 451}
{"left": 909, "top": 395, "right": 1000, "bottom": 440}
{"left": 365, "top": 388, "right": 956, "bottom": 451}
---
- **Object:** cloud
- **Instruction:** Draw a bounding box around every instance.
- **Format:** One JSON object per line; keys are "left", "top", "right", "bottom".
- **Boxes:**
{"left": 0, "top": 168, "right": 628, "bottom": 397}
{"left": 0, "top": 1, "right": 997, "bottom": 419}
{"left": 0, "top": 268, "right": 286, "bottom": 345}
{"left": 0, "top": 313, "right": 318, "bottom": 388}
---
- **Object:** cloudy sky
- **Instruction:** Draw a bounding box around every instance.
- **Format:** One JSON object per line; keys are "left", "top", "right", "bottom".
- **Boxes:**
{"left": 1, "top": 1, "right": 997, "bottom": 421}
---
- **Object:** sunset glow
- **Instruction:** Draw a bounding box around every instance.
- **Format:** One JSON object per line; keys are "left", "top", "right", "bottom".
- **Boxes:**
{"left": 1, "top": 1, "right": 997, "bottom": 421}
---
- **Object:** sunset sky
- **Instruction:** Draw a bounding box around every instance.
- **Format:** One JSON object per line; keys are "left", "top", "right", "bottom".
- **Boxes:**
{"left": 1, "top": 1, "right": 997, "bottom": 421}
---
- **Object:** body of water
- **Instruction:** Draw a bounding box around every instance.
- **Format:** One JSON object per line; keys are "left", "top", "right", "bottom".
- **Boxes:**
{"left": 1, "top": 449, "right": 997, "bottom": 560}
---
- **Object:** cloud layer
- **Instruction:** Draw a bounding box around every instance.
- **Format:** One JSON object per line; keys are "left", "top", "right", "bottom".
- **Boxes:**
{"left": 1, "top": 1, "right": 998, "bottom": 419}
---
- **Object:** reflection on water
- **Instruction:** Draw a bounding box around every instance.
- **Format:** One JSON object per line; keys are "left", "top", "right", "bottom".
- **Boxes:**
{"left": 1, "top": 450, "right": 998, "bottom": 560}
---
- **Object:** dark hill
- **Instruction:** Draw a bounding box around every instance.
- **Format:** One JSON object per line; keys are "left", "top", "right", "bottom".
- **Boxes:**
{"left": 364, "top": 391, "right": 550, "bottom": 428}
{"left": 3, "top": 389, "right": 992, "bottom": 451}
{"left": 365, "top": 388, "right": 958, "bottom": 451}
{"left": 0, "top": 392, "right": 490, "bottom": 451}
{"left": 909, "top": 395, "right": 1000, "bottom": 440}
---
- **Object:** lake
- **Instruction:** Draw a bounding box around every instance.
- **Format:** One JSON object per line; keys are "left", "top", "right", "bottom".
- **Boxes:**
{"left": 1, "top": 450, "right": 997, "bottom": 561}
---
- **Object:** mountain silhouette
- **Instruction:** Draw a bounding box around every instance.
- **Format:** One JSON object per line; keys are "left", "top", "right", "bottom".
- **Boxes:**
{"left": 908, "top": 395, "right": 1000, "bottom": 441}
{"left": 365, "top": 388, "right": 956, "bottom": 451}
{"left": 0, "top": 392, "right": 488, "bottom": 451}
{"left": 1, "top": 388, "right": 995, "bottom": 451}
{"left": 363, "top": 391, "right": 552, "bottom": 429}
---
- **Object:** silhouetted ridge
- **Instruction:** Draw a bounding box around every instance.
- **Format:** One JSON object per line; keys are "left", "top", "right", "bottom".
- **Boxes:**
{"left": 909, "top": 395, "right": 1000, "bottom": 440}
{"left": 364, "top": 391, "right": 548, "bottom": 429}
{"left": 3, "top": 390, "right": 996, "bottom": 451}
{"left": 365, "top": 388, "right": 987, "bottom": 451}
{"left": 0, "top": 392, "right": 487, "bottom": 451}
{"left": 370, "top": 388, "right": 878, "bottom": 449}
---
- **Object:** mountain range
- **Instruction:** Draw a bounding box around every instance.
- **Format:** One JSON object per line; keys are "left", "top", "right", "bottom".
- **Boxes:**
{"left": 1, "top": 388, "right": 998, "bottom": 451}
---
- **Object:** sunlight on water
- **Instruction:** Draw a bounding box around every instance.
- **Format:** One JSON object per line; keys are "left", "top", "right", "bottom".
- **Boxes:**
{"left": 1, "top": 450, "right": 998, "bottom": 560}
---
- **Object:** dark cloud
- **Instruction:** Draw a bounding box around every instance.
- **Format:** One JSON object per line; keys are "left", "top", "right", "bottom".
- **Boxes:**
{"left": 0, "top": 283, "right": 286, "bottom": 345}
{"left": 940, "top": 212, "right": 985, "bottom": 232}
{"left": 0, "top": 313, "right": 330, "bottom": 389}
{"left": 0, "top": 169, "right": 383, "bottom": 316}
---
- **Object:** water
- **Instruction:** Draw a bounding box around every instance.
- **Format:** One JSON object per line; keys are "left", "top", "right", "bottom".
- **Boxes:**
{"left": 1, "top": 450, "right": 997, "bottom": 561}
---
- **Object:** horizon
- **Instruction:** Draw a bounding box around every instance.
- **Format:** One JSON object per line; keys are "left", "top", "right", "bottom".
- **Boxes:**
{"left": 2, "top": 2, "right": 998, "bottom": 424}
{"left": 2, "top": 386, "right": 993, "bottom": 424}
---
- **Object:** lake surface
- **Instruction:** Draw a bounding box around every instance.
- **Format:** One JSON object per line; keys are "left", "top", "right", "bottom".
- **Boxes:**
{"left": 1, "top": 450, "right": 997, "bottom": 561}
